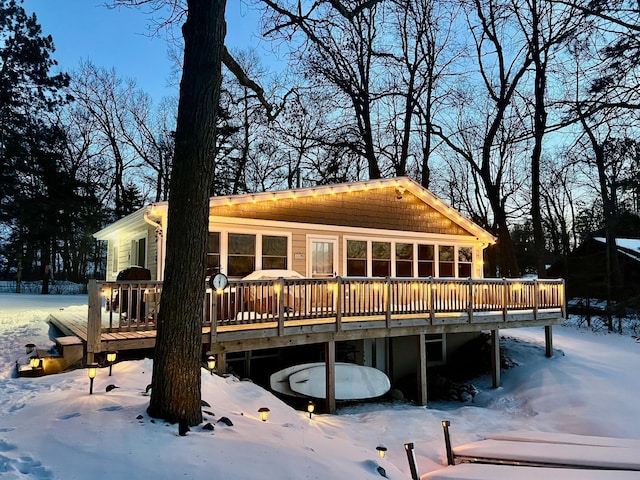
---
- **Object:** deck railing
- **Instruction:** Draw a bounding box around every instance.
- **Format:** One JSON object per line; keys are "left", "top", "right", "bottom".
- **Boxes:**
{"left": 88, "top": 277, "right": 565, "bottom": 340}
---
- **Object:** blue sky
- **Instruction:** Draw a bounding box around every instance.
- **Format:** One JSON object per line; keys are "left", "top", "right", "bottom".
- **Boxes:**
{"left": 23, "top": 1, "right": 266, "bottom": 101}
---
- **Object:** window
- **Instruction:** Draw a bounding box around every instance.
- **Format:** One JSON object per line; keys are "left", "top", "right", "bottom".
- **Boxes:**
{"left": 311, "top": 240, "right": 335, "bottom": 276}
{"left": 439, "top": 246, "right": 454, "bottom": 277}
{"left": 346, "top": 240, "right": 367, "bottom": 276}
{"left": 458, "top": 247, "right": 473, "bottom": 278}
{"left": 228, "top": 233, "right": 255, "bottom": 277}
{"left": 372, "top": 242, "right": 391, "bottom": 277}
{"left": 111, "top": 245, "right": 118, "bottom": 273}
{"left": 396, "top": 243, "right": 413, "bottom": 277}
{"left": 206, "top": 232, "right": 220, "bottom": 276}
{"left": 130, "top": 237, "right": 146, "bottom": 267}
{"left": 426, "top": 334, "right": 445, "bottom": 365}
{"left": 418, "top": 244, "right": 434, "bottom": 277}
{"left": 262, "top": 235, "right": 287, "bottom": 270}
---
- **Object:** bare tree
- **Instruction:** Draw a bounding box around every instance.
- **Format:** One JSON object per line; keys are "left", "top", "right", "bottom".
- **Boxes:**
{"left": 432, "top": 0, "right": 534, "bottom": 276}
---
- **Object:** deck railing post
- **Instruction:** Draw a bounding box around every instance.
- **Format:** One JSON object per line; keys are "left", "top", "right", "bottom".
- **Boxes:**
{"left": 211, "top": 288, "right": 218, "bottom": 345}
{"left": 429, "top": 277, "right": 435, "bottom": 325}
{"left": 335, "top": 277, "right": 342, "bottom": 332}
{"left": 278, "top": 278, "right": 285, "bottom": 336}
{"left": 502, "top": 278, "right": 508, "bottom": 322}
{"left": 87, "top": 279, "right": 102, "bottom": 364}
{"left": 533, "top": 279, "right": 539, "bottom": 322}
{"left": 385, "top": 277, "right": 392, "bottom": 327}
{"left": 468, "top": 278, "right": 474, "bottom": 323}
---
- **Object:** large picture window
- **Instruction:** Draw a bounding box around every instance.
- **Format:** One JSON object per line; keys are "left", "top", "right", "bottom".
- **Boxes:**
{"left": 458, "top": 247, "right": 473, "bottom": 277}
{"left": 262, "top": 235, "right": 288, "bottom": 270}
{"left": 206, "top": 232, "right": 220, "bottom": 276}
{"left": 372, "top": 241, "right": 391, "bottom": 277}
{"left": 228, "top": 233, "right": 256, "bottom": 277}
{"left": 418, "top": 244, "right": 434, "bottom": 277}
{"left": 439, "top": 246, "right": 455, "bottom": 277}
{"left": 395, "top": 243, "right": 413, "bottom": 277}
{"left": 346, "top": 240, "right": 367, "bottom": 276}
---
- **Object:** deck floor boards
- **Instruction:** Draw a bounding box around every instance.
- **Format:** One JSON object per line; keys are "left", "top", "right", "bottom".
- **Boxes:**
{"left": 50, "top": 307, "right": 563, "bottom": 358}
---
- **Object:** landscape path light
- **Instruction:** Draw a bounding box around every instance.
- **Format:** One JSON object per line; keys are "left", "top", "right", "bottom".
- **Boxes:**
{"left": 258, "top": 407, "right": 270, "bottom": 422}
{"left": 376, "top": 445, "right": 387, "bottom": 459}
{"left": 307, "top": 400, "right": 315, "bottom": 419}
{"left": 207, "top": 355, "right": 216, "bottom": 375}
{"left": 106, "top": 351, "right": 117, "bottom": 376}
{"left": 87, "top": 362, "right": 99, "bottom": 394}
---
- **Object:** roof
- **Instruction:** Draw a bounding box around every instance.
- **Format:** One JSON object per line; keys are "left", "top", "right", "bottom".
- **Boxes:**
{"left": 594, "top": 237, "right": 640, "bottom": 263}
{"left": 94, "top": 177, "right": 496, "bottom": 243}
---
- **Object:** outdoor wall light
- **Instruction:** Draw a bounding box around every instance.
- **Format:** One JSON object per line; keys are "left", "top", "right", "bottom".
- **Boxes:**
{"left": 307, "top": 401, "right": 315, "bottom": 419}
{"left": 207, "top": 355, "right": 216, "bottom": 375}
{"left": 87, "top": 362, "right": 99, "bottom": 394}
{"left": 258, "top": 407, "right": 270, "bottom": 422}
{"left": 376, "top": 445, "right": 387, "bottom": 459}
{"left": 106, "top": 351, "right": 117, "bottom": 376}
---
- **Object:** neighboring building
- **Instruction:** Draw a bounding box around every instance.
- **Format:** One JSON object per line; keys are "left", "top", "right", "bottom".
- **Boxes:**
{"left": 548, "top": 236, "right": 640, "bottom": 302}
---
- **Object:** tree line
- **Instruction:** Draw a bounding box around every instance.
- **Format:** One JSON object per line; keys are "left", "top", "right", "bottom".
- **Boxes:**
{"left": 1, "top": 0, "right": 639, "bottom": 295}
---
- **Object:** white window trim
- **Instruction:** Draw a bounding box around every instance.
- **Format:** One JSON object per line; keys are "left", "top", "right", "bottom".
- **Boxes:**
{"left": 307, "top": 235, "right": 339, "bottom": 277}
{"left": 344, "top": 236, "right": 479, "bottom": 279}
{"left": 210, "top": 228, "right": 292, "bottom": 278}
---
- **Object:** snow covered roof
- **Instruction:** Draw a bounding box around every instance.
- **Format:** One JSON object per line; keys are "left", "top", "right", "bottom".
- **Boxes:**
{"left": 593, "top": 237, "right": 640, "bottom": 262}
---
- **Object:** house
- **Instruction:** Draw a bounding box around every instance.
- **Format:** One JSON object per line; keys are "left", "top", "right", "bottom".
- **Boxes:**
{"left": 85, "top": 177, "right": 563, "bottom": 409}
{"left": 548, "top": 236, "right": 640, "bottom": 305}
{"left": 94, "top": 177, "right": 495, "bottom": 283}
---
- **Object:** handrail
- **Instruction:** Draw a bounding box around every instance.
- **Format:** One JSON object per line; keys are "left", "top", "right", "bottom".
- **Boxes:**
{"left": 86, "top": 276, "right": 565, "bottom": 360}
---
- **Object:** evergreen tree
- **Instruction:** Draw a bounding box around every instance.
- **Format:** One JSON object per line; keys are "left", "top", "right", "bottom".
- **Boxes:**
{"left": 0, "top": 0, "right": 69, "bottom": 289}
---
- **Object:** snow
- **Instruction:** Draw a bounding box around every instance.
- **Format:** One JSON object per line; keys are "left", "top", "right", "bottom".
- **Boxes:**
{"left": 594, "top": 237, "right": 640, "bottom": 262}
{"left": 2, "top": 293, "right": 640, "bottom": 479}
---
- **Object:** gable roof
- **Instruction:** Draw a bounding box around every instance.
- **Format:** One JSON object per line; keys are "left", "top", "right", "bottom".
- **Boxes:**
{"left": 594, "top": 237, "right": 640, "bottom": 263}
{"left": 95, "top": 177, "right": 496, "bottom": 244}
{"left": 207, "top": 177, "right": 495, "bottom": 243}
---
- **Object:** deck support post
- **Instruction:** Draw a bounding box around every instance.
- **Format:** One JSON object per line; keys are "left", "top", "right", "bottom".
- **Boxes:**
{"left": 216, "top": 352, "right": 227, "bottom": 375}
{"left": 87, "top": 279, "right": 102, "bottom": 364}
{"left": 491, "top": 329, "right": 500, "bottom": 388}
{"left": 325, "top": 340, "right": 336, "bottom": 414}
{"left": 417, "top": 333, "right": 428, "bottom": 406}
{"left": 545, "top": 325, "right": 553, "bottom": 358}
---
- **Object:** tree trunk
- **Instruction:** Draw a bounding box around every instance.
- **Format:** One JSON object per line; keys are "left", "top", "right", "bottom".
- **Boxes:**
{"left": 147, "top": 0, "right": 226, "bottom": 426}
{"left": 530, "top": 0, "right": 548, "bottom": 279}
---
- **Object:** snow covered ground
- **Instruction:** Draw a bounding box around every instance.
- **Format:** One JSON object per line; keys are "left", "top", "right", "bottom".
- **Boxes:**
{"left": 1, "top": 293, "right": 640, "bottom": 479}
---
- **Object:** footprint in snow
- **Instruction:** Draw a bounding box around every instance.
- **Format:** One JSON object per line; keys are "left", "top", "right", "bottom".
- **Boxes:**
{"left": 57, "top": 412, "right": 81, "bottom": 420}
{"left": 0, "top": 439, "right": 16, "bottom": 452}
{"left": 9, "top": 403, "right": 25, "bottom": 412}
{"left": 0, "top": 448, "right": 53, "bottom": 479}
{"left": 99, "top": 406, "right": 123, "bottom": 412}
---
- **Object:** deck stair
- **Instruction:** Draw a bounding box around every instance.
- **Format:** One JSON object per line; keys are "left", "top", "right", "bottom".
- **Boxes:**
{"left": 16, "top": 334, "right": 84, "bottom": 377}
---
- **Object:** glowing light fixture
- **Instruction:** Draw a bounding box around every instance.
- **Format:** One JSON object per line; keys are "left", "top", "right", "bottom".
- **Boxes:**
{"left": 87, "top": 362, "right": 99, "bottom": 395}
{"left": 207, "top": 355, "right": 216, "bottom": 375}
{"left": 30, "top": 357, "right": 41, "bottom": 369}
{"left": 106, "top": 351, "right": 117, "bottom": 376}
{"left": 376, "top": 445, "right": 388, "bottom": 458}
{"left": 307, "top": 401, "right": 315, "bottom": 419}
{"left": 258, "top": 407, "right": 270, "bottom": 422}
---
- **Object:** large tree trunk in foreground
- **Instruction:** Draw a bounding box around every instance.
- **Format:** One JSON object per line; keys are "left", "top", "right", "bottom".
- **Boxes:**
{"left": 148, "top": 0, "right": 226, "bottom": 426}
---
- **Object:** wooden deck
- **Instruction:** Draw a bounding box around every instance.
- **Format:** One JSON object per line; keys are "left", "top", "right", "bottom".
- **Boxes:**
{"left": 49, "top": 276, "right": 565, "bottom": 359}
{"left": 46, "top": 277, "right": 565, "bottom": 411}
